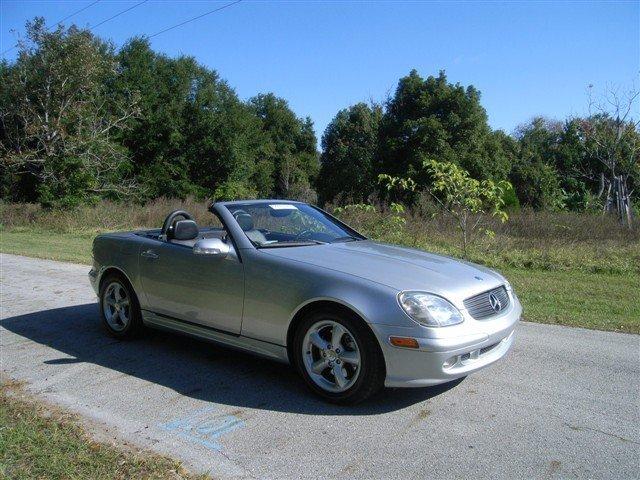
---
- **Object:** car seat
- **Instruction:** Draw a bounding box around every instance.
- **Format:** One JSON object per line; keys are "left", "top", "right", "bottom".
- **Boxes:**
{"left": 169, "top": 219, "right": 200, "bottom": 247}
{"left": 233, "top": 211, "right": 267, "bottom": 244}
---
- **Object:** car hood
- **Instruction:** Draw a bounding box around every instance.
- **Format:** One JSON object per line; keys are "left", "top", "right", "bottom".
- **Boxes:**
{"left": 263, "top": 240, "right": 506, "bottom": 307}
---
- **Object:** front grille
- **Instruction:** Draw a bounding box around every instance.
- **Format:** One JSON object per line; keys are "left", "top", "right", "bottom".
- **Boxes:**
{"left": 464, "top": 286, "right": 510, "bottom": 320}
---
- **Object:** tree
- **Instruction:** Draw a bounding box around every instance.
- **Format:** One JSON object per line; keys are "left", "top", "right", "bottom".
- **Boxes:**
{"left": 375, "top": 160, "right": 509, "bottom": 257}
{"left": 377, "top": 70, "right": 511, "bottom": 187}
{"left": 509, "top": 118, "right": 566, "bottom": 210}
{"left": 115, "top": 38, "right": 193, "bottom": 198}
{"left": 116, "top": 38, "right": 267, "bottom": 199}
{"left": 424, "top": 159, "right": 510, "bottom": 258}
{"left": 317, "top": 102, "right": 382, "bottom": 204}
{"left": 553, "top": 119, "right": 593, "bottom": 210}
{"left": 249, "top": 93, "right": 319, "bottom": 200}
{"left": 1, "top": 19, "right": 322, "bottom": 207}
{"left": 0, "top": 19, "right": 139, "bottom": 207}
{"left": 581, "top": 85, "right": 639, "bottom": 226}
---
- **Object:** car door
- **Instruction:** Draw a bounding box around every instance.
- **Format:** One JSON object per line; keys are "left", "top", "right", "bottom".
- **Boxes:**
{"left": 137, "top": 237, "right": 244, "bottom": 335}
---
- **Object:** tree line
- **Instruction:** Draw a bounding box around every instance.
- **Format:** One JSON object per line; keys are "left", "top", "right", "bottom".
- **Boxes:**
{"left": 1, "top": 18, "right": 638, "bottom": 217}
{"left": 319, "top": 73, "right": 639, "bottom": 217}
{"left": 1, "top": 19, "right": 317, "bottom": 207}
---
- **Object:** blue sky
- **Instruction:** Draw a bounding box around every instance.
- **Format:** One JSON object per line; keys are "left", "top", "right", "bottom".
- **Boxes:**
{"left": 2, "top": 1, "right": 638, "bottom": 144}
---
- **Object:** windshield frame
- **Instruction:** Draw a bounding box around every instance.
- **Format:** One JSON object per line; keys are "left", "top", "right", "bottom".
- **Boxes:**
{"left": 222, "top": 201, "right": 367, "bottom": 249}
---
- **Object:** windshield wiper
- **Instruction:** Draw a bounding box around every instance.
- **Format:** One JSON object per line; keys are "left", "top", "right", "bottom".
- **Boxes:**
{"left": 257, "top": 240, "right": 327, "bottom": 248}
{"left": 330, "top": 235, "right": 359, "bottom": 243}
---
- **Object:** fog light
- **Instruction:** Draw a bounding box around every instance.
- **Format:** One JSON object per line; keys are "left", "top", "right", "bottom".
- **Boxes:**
{"left": 443, "top": 356, "right": 457, "bottom": 368}
{"left": 389, "top": 336, "right": 419, "bottom": 348}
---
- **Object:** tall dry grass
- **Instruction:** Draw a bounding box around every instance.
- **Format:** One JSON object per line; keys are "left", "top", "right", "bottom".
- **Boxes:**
{"left": 0, "top": 198, "right": 217, "bottom": 233}
{"left": 1, "top": 198, "right": 638, "bottom": 274}
{"left": 327, "top": 204, "right": 639, "bottom": 275}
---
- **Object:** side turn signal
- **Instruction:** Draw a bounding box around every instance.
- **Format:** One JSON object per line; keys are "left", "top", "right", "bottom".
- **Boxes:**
{"left": 389, "top": 336, "right": 419, "bottom": 349}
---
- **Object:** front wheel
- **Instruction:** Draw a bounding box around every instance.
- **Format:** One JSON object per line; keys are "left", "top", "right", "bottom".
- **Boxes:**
{"left": 293, "top": 310, "right": 385, "bottom": 404}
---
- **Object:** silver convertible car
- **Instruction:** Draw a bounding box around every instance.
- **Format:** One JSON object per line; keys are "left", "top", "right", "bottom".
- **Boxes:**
{"left": 89, "top": 200, "right": 521, "bottom": 403}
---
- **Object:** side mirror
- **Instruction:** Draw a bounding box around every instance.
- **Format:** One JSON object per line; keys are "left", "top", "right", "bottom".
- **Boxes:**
{"left": 193, "top": 238, "right": 230, "bottom": 258}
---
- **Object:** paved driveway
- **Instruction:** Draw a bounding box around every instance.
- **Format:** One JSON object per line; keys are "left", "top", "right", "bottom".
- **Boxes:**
{"left": 1, "top": 253, "right": 638, "bottom": 479}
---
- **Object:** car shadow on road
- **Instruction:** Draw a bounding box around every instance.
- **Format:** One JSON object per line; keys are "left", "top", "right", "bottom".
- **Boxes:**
{"left": 1, "top": 303, "right": 463, "bottom": 415}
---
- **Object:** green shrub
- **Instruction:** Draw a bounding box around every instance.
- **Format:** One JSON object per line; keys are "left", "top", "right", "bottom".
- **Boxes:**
{"left": 501, "top": 182, "right": 520, "bottom": 212}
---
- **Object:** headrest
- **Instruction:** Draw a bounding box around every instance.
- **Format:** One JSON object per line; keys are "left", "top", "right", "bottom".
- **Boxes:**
{"left": 234, "top": 211, "right": 254, "bottom": 231}
{"left": 172, "top": 219, "right": 199, "bottom": 240}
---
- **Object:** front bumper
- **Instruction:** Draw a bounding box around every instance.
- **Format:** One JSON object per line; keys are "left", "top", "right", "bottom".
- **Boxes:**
{"left": 371, "top": 295, "right": 521, "bottom": 388}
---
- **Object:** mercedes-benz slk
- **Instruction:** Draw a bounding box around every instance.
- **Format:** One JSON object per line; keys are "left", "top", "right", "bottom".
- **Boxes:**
{"left": 89, "top": 200, "right": 521, "bottom": 404}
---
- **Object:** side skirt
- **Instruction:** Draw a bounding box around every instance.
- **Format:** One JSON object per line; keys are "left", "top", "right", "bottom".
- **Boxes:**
{"left": 141, "top": 310, "right": 289, "bottom": 363}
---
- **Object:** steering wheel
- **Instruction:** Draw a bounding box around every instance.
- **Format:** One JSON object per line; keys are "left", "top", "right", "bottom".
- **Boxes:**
{"left": 161, "top": 210, "right": 194, "bottom": 239}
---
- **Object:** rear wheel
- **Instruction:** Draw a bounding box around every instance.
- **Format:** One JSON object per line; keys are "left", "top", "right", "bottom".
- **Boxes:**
{"left": 99, "top": 273, "right": 143, "bottom": 339}
{"left": 293, "top": 310, "right": 385, "bottom": 404}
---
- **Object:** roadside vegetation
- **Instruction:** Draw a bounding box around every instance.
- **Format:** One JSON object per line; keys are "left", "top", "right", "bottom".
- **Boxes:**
{"left": 1, "top": 199, "right": 638, "bottom": 334}
{"left": 0, "top": 380, "right": 207, "bottom": 479}
{"left": 2, "top": 18, "right": 638, "bottom": 219}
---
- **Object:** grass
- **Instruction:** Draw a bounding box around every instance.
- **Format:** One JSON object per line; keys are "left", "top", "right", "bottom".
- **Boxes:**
{"left": 1, "top": 199, "right": 638, "bottom": 334}
{"left": 335, "top": 205, "right": 640, "bottom": 275}
{"left": 505, "top": 268, "right": 639, "bottom": 333}
{"left": 1, "top": 226, "right": 638, "bottom": 334}
{"left": 0, "top": 228, "right": 95, "bottom": 265}
{"left": 0, "top": 381, "right": 207, "bottom": 480}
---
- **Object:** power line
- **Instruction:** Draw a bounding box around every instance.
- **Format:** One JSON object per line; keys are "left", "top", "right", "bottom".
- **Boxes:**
{"left": 89, "top": 0, "right": 148, "bottom": 31}
{"left": 2, "top": 0, "right": 241, "bottom": 58}
{"left": 1, "top": 0, "right": 102, "bottom": 56}
{"left": 2, "top": 0, "right": 148, "bottom": 58}
{"left": 148, "top": 0, "right": 242, "bottom": 39}
{"left": 55, "top": 0, "right": 102, "bottom": 27}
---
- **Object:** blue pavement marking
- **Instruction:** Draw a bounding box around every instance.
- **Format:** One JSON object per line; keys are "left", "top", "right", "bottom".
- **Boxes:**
{"left": 161, "top": 406, "right": 245, "bottom": 451}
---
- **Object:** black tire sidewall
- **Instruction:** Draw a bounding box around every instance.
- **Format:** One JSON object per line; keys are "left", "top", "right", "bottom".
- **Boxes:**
{"left": 293, "top": 310, "right": 385, "bottom": 404}
{"left": 99, "top": 273, "right": 142, "bottom": 339}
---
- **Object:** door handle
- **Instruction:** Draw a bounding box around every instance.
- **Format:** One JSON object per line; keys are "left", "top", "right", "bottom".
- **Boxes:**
{"left": 141, "top": 250, "right": 159, "bottom": 259}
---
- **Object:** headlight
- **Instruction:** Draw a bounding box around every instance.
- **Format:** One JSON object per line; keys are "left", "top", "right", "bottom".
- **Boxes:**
{"left": 398, "top": 291, "right": 464, "bottom": 327}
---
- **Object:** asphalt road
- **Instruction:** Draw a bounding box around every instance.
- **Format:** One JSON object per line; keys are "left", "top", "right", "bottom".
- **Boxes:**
{"left": 1, "top": 253, "right": 638, "bottom": 479}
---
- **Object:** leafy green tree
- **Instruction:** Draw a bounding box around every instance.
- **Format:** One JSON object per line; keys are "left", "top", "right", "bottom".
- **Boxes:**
{"left": 500, "top": 182, "right": 521, "bottom": 211}
{"left": 0, "top": 59, "right": 30, "bottom": 200}
{"left": 2, "top": 19, "right": 323, "bottom": 207}
{"left": 509, "top": 118, "right": 565, "bottom": 210}
{"left": 114, "top": 38, "right": 191, "bottom": 198}
{"left": 510, "top": 159, "right": 565, "bottom": 210}
{"left": 317, "top": 103, "right": 382, "bottom": 204}
{"left": 248, "top": 93, "right": 319, "bottom": 200}
{"left": 374, "top": 160, "right": 509, "bottom": 257}
{"left": 116, "top": 38, "right": 267, "bottom": 199}
{"left": 377, "top": 70, "right": 511, "bottom": 186}
{"left": 378, "top": 172, "right": 417, "bottom": 204}
{"left": 505, "top": 117, "right": 609, "bottom": 211}
{"left": 0, "top": 19, "right": 139, "bottom": 207}
{"left": 424, "top": 159, "right": 510, "bottom": 257}
{"left": 182, "top": 78, "right": 267, "bottom": 199}
{"left": 554, "top": 119, "right": 593, "bottom": 210}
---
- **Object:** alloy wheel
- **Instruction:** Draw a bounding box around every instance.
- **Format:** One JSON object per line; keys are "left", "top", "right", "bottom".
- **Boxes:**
{"left": 302, "top": 320, "right": 361, "bottom": 393}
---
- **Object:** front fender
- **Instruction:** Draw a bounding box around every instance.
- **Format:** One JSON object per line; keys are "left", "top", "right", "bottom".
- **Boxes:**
{"left": 240, "top": 250, "right": 412, "bottom": 347}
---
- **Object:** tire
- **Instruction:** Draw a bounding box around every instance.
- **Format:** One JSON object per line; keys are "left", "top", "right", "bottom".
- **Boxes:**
{"left": 293, "top": 309, "right": 386, "bottom": 404}
{"left": 99, "top": 273, "right": 144, "bottom": 339}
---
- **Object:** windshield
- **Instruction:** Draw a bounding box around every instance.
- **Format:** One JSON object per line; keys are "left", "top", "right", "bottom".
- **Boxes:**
{"left": 225, "top": 202, "right": 363, "bottom": 247}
